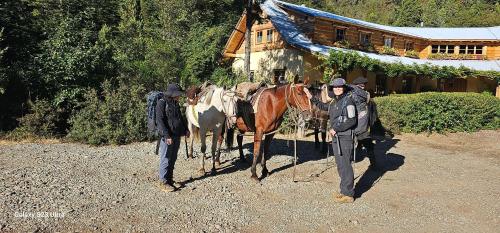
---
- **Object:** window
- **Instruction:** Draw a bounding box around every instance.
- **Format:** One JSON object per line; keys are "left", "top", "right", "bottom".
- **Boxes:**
{"left": 405, "top": 41, "right": 414, "bottom": 51}
{"left": 336, "top": 28, "right": 345, "bottom": 41}
{"left": 256, "top": 31, "right": 263, "bottom": 44}
{"left": 459, "top": 45, "right": 483, "bottom": 54}
{"left": 359, "top": 32, "right": 371, "bottom": 45}
{"left": 384, "top": 37, "right": 393, "bottom": 47}
{"left": 431, "top": 45, "right": 454, "bottom": 54}
{"left": 266, "top": 30, "right": 273, "bottom": 42}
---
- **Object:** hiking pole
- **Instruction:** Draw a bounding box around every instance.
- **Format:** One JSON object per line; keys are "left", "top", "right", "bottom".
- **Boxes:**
{"left": 293, "top": 114, "right": 298, "bottom": 182}
{"left": 335, "top": 134, "right": 341, "bottom": 157}
{"left": 325, "top": 131, "right": 331, "bottom": 169}
{"left": 184, "top": 136, "right": 189, "bottom": 159}
{"left": 352, "top": 134, "right": 357, "bottom": 179}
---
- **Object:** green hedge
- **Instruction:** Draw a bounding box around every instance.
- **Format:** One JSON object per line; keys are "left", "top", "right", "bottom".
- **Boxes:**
{"left": 374, "top": 92, "right": 500, "bottom": 133}
{"left": 67, "top": 81, "right": 148, "bottom": 145}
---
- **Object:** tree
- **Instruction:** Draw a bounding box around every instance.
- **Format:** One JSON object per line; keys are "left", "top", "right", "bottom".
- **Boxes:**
{"left": 0, "top": 28, "right": 7, "bottom": 94}
{"left": 393, "top": 0, "right": 422, "bottom": 26}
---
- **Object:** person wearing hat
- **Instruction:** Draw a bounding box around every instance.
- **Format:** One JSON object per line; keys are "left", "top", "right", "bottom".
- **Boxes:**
{"left": 350, "top": 76, "right": 378, "bottom": 170}
{"left": 155, "top": 83, "right": 190, "bottom": 192}
{"left": 305, "top": 78, "right": 357, "bottom": 203}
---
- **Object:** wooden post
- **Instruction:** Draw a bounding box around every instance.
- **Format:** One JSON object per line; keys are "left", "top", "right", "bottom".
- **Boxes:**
{"left": 496, "top": 83, "right": 500, "bottom": 98}
{"left": 244, "top": 0, "right": 253, "bottom": 82}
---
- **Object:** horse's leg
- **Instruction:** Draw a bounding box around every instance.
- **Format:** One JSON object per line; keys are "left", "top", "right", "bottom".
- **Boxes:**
{"left": 321, "top": 131, "right": 327, "bottom": 154}
{"left": 237, "top": 133, "right": 245, "bottom": 162}
{"left": 251, "top": 130, "right": 263, "bottom": 182}
{"left": 261, "top": 133, "right": 275, "bottom": 179}
{"left": 314, "top": 122, "right": 320, "bottom": 149}
{"left": 210, "top": 126, "right": 222, "bottom": 176}
{"left": 188, "top": 124, "right": 195, "bottom": 159}
{"left": 215, "top": 126, "right": 223, "bottom": 168}
{"left": 198, "top": 128, "right": 207, "bottom": 176}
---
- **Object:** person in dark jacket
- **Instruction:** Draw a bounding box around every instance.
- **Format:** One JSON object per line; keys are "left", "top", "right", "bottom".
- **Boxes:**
{"left": 155, "top": 83, "right": 189, "bottom": 192}
{"left": 350, "top": 76, "right": 378, "bottom": 170}
{"left": 305, "top": 78, "right": 357, "bottom": 203}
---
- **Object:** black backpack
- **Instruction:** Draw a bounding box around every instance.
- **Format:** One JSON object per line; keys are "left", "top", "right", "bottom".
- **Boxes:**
{"left": 347, "top": 85, "right": 370, "bottom": 136}
{"left": 146, "top": 91, "right": 164, "bottom": 136}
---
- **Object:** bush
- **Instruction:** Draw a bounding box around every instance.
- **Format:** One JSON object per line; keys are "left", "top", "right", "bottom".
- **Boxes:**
{"left": 6, "top": 100, "right": 64, "bottom": 140}
{"left": 379, "top": 46, "right": 399, "bottom": 56}
{"left": 67, "top": 81, "right": 149, "bottom": 145}
{"left": 404, "top": 50, "right": 419, "bottom": 58}
{"left": 374, "top": 92, "right": 500, "bottom": 134}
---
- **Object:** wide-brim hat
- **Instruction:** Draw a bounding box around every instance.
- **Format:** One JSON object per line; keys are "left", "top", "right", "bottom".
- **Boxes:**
{"left": 352, "top": 76, "right": 368, "bottom": 85}
{"left": 165, "top": 83, "right": 184, "bottom": 97}
{"left": 329, "top": 78, "right": 346, "bottom": 87}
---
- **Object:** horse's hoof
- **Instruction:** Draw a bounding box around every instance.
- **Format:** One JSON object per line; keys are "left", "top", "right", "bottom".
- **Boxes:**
{"left": 250, "top": 175, "right": 260, "bottom": 183}
{"left": 261, "top": 169, "right": 269, "bottom": 179}
{"left": 197, "top": 169, "right": 205, "bottom": 176}
{"left": 210, "top": 169, "right": 217, "bottom": 176}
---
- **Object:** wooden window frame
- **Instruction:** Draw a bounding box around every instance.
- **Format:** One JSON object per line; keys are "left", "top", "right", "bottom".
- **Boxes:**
{"left": 359, "top": 32, "right": 371, "bottom": 46}
{"left": 459, "top": 45, "right": 483, "bottom": 55}
{"left": 431, "top": 44, "right": 454, "bottom": 54}
{"left": 404, "top": 41, "right": 414, "bottom": 51}
{"left": 266, "top": 29, "right": 273, "bottom": 43}
{"left": 335, "top": 27, "right": 346, "bottom": 41}
{"left": 383, "top": 36, "right": 394, "bottom": 48}
{"left": 256, "top": 30, "right": 263, "bottom": 44}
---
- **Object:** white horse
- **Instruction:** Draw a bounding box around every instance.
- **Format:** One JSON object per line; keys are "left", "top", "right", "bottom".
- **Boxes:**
{"left": 186, "top": 85, "right": 238, "bottom": 176}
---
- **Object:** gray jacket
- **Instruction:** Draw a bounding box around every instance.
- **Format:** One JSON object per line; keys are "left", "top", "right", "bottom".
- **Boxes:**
{"left": 311, "top": 93, "right": 357, "bottom": 138}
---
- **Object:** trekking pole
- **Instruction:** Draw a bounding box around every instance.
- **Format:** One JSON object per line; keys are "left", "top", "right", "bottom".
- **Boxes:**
{"left": 292, "top": 113, "right": 298, "bottom": 182}
{"left": 352, "top": 134, "right": 357, "bottom": 179}
{"left": 184, "top": 136, "right": 189, "bottom": 159}
{"left": 335, "top": 134, "right": 342, "bottom": 157}
{"left": 325, "top": 132, "right": 331, "bottom": 169}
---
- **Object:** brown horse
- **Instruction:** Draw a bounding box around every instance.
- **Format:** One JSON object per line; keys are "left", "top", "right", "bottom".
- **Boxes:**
{"left": 232, "top": 83, "right": 312, "bottom": 182}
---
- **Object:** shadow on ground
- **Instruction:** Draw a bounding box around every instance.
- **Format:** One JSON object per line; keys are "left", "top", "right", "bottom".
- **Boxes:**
{"left": 354, "top": 137, "right": 405, "bottom": 198}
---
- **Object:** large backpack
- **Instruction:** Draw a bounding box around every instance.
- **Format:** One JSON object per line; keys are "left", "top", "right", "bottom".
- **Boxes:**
{"left": 146, "top": 91, "right": 164, "bottom": 136}
{"left": 348, "top": 85, "right": 370, "bottom": 137}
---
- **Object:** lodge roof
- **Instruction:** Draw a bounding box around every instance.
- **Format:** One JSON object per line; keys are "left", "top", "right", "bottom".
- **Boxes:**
{"left": 261, "top": 0, "right": 500, "bottom": 72}
{"left": 275, "top": 0, "right": 500, "bottom": 41}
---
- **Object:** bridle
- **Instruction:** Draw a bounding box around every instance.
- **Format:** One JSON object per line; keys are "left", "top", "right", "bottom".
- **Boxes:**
{"left": 219, "top": 89, "right": 238, "bottom": 126}
{"left": 284, "top": 83, "right": 312, "bottom": 115}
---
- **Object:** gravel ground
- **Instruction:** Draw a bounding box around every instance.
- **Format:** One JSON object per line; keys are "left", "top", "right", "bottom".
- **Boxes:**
{"left": 1, "top": 131, "right": 499, "bottom": 232}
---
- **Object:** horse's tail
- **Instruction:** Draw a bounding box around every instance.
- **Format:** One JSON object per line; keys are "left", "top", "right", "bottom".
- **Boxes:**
{"left": 225, "top": 127, "right": 234, "bottom": 149}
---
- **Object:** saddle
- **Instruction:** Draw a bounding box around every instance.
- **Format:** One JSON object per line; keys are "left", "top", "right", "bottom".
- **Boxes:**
{"left": 186, "top": 81, "right": 214, "bottom": 106}
{"left": 235, "top": 82, "right": 266, "bottom": 101}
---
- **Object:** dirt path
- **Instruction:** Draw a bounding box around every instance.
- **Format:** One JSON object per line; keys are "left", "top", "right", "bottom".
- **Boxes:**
{"left": 1, "top": 131, "right": 499, "bottom": 232}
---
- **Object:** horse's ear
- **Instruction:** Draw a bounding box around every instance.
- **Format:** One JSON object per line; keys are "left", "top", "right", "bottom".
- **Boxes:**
{"left": 303, "top": 77, "right": 310, "bottom": 85}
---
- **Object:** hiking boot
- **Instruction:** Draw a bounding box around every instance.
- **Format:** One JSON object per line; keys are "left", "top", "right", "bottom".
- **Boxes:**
{"left": 334, "top": 194, "right": 354, "bottom": 204}
{"left": 168, "top": 181, "right": 182, "bottom": 189}
{"left": 157, "top": 181, "right": 176, "bottom": 192}
{"left": 332, "top": 192, "right": 343, "bottom": 199}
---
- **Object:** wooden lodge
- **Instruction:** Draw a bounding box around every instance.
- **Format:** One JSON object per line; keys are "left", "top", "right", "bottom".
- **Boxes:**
{"left": 223, "top": 0, "right": 500, "bottom": 97}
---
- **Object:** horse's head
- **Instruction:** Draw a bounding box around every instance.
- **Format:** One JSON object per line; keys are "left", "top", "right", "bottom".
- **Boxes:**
{"left": 186, "top": 85, "right": 201, "bottom": 105}
{"left": 287, "top": 83, "right": 312, "bottom": 121}
{"left": 220, "top": 87, "right": 239, "bottom": 127}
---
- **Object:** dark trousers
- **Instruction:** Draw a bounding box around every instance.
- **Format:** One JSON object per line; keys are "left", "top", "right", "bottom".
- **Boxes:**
{"left": 159, "top": 136, "right": 181, "bottom": 184}
{"left": 332, "top": 136, "right": 354, "bottom": 197}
